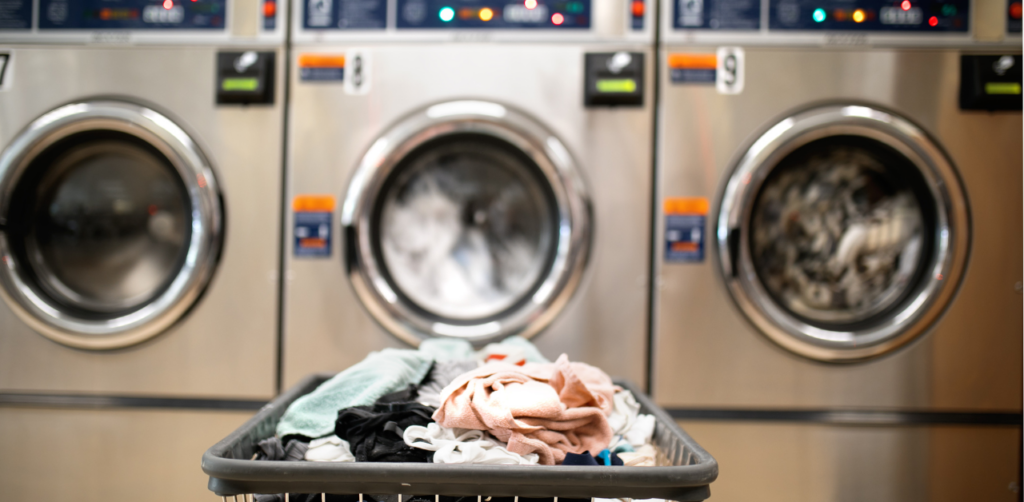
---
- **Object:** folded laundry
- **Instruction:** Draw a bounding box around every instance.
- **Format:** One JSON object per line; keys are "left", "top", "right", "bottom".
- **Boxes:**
{"left": 304, "top": 435, "right": 355, "bottom": 462}
{"left": 416, "top": 360, "right": 480, "bottom": 408}
{"left": 254, "top": 436, "right": 309, "bottom": 462}
{"left": 404, "top": 422, "right": 540, "bottom": 465}
{"left": 336, "top": 401, "right": 436, "bottom": 463}
{"left": 277, "top": 349, "right": 434, "bottom": 439}
{"left": 433, "top": 354, "right": 614, "bottom": 465}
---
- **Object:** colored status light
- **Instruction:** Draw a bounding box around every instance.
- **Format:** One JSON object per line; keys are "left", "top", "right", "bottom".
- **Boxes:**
{"left": 1011, "top": 2, "right": 1022, "bottom": 19}
{"left": 631, "top": 0, "right": 644, "bottom": 16}
{"left": 812, "top": 8, "right": 826, "bottom": 22}
{"left": 479, "top": 7, "right": 494, "bottom": 20}
{"left": 525, "top": 0, "right": 537, "bottom": 9}
{"left": 928, "top": 15, "right": 938, "bottom": 25}
{"left": 551, "top": 12, "right": 564, "bottom": 24}
{"left": 439, "top": 6, "right": 455, "bottom": 21}
{"left": 852, "top": 8, "right": 865, "bottom": 22}
{"left": 941, "top": 4, "right": 955, "bottom": 15}
{"left": 900, "top": 0, "right": 911, "bottom": 10}
{"left": 263, "top": 0, "right": 276, "bottom": 17}
{"left": 163, "top": 0, "right": 173, "bottom": 9}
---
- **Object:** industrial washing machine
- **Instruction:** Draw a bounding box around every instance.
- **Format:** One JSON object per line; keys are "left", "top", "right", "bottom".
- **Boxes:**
{"left": 0, "top": 1, "right": 285, "bottom": 500}
{"left": 282, "top": 0, "right": 654, "bottom": 388}
{"left": 652, "top": 0, "right": 1022, "bottom": 499}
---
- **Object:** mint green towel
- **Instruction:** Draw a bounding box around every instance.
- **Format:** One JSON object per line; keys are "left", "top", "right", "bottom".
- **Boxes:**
{"left": 276, "top": 348, "right": 433, "bottom": 439}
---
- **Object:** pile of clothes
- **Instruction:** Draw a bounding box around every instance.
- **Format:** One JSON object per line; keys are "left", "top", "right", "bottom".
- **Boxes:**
{"left": 252, "top": 337, "right": 661, "bottom": 501}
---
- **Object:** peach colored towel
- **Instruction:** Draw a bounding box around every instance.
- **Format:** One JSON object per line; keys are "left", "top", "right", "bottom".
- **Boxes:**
{"left": 432, "top": 354, "right": 618, "bottom": 465}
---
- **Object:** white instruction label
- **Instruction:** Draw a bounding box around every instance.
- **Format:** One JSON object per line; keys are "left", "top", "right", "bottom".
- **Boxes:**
{"left": 715, "top": 46, "right": 744, "bottom": 95}
{"left": 344, "top": 49, "right": 371, "bottom": 95}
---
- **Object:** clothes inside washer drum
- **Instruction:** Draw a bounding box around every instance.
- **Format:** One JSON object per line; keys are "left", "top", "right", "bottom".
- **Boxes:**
{"left": 378, "top": 140, "right": 556, "bottom": 321}
{"left": 750, "top": 146, "right": 925, "bottom": 323}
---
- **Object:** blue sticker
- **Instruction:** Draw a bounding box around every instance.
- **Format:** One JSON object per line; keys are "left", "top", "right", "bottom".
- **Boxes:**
{"left": 301, "top": 66, "right": 344, "bottom": 81}
{"left": 665, "top": 214, "right": 705, "bottom": 262}
{"left": 670, "top": 68, "right": 716, "bottom": 83}
{"left": 294, "top": 211, "right": 332, "bottom": 258}
{"left": 0, "top": 0, "right": 31, "bottom": 30}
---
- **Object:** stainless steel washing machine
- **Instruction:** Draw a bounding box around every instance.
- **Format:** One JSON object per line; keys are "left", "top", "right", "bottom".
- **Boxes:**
{"left": 653, "top": 0, "right": 1022, "bottom": 499}
{"left": 282, "top": 0, "right": 654, "bottom": 388}
{"left": 0, "top": 1, "right": 285, "bottom": 500}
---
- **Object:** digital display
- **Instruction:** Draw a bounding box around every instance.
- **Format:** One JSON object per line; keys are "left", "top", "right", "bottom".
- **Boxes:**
{"left": 674, "top": 0, "right": 760, "bottom": 30}
{"left": 38, "top": 0, "right": 226, "bottom": 30}
{"left": 768, "top": 0, "right": 969, "bottom": 31}
{"left": 396, "top": 0, "right": 591, "bottom": 29}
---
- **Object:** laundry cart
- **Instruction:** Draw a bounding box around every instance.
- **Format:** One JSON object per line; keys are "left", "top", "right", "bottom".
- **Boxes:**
{"left": 202, "top": 375, "right": 718, "bottom": 502}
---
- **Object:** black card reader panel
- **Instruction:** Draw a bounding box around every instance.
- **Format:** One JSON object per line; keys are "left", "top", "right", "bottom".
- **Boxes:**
{"left": 959, "top": 54, "right": 1022, "bottom": 111}
{"left": 216, "top": 51, "right": 276, "bottom": 105}
{"left": 584, "top": 52, "right": 644, "bottom": 107}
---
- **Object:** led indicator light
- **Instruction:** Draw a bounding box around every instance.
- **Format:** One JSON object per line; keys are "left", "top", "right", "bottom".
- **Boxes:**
{"left": 900, "top": 0, "right": 911, "bottom": 10}
{"left": 941, "top": 4, "right": 955, "bottom": 15}
{"left": 852, "top": 8, "right": 865, "bottom": 22}
{"left": 263, "top": 0, "right": 276, "bottom": 17}
{"left": 439, "top": 6, "right": 455, "bottom": 21}
{"left": 812, "top": 8, "right": 826, "bottom": 22}
{"left": 631, "top": 0, "right": 644, "bottom": 16}
{"left": 525, "top": 0, "right": 537, "bottom": 9}
{"left": 928, "top": 15, "right": 938, "bottom": 25}
{"left": 1011, "top": 2, "right": 1022, "bottom": 19}
{"left": 163, "top": 0, "right": 173, "bottom": 9}
{"left": 478, "top": 7, "right": 494, "bottom": 20}
{"left": 834, "top": 9, "right": 847, "bottom": 21}
{"left": 551, "top": 12, "right": 564, "bottom": 24}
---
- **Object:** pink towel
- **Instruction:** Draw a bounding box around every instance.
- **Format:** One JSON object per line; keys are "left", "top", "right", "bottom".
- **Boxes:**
{"left": 432, "top": 354, "right": 617, "bottom": 465}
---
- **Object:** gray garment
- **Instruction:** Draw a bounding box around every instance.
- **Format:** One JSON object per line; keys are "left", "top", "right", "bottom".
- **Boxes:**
{"left": 415, "top": 359, "right": 480, "bottom": 408}
{"left": 255, "top": 436, "right": 309, "bottom": 462}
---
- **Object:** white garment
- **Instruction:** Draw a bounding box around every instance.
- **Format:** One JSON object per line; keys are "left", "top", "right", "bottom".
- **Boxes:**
{"left": 304, "top": 435, "right": 355, "bottom": 462}
{"left": 606, "top": 391, "right": 656, "bottom": 448}
{"left": 617, "top": 444, "right": 658, "bottom": 467}
{"left": 404, "top": 422, "right": 540, "bottom": 465}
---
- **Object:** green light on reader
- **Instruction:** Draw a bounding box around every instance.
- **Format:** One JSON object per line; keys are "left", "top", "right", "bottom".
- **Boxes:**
{"left": 941, "top": 4, "right": 955, "bottom": 15}
{"left": 812, "top": 8, "right": 826, "bottom": 22}
{"left": 222, "top": 78, "right": 259, "bottom": 91}
{"left": 985, "top": 82, "right": 1022, "bottom": 95}
{"left": 439, "top": 6, "right": 455, "bottom": 21}
{"left": 596, "top": 78, "right": 637, "bottom": 93}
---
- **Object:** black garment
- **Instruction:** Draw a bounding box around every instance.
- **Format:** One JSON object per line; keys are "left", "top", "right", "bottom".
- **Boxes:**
{"left": 375, "top": 384, "right": 420, "bottom": 404}
{"left": 562, "top": 450, "right": 623, "bottom": 466}
{"left": 254, "top": 436, "right": 309, "bottom": 461}
{"left": 335, "top": 401, "right": 436, "bottom": 463}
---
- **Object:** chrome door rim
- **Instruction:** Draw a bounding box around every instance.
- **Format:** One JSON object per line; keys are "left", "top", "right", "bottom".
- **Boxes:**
{"left": 0, "top": 101, "right": 222, "bottom": 350}
{"left": 715, "top": 104, "right": 970, "bottom": 362}
{"left": 342, "top": 100, "right": 591, "bottom": 346}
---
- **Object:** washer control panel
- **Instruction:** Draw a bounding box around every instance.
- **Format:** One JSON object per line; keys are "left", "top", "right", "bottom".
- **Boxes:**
{"left": 303, "top": 0, "right": 592, "bottom": 29}
{"left": 769, "top": 0, "right": 968, "bottom": 31}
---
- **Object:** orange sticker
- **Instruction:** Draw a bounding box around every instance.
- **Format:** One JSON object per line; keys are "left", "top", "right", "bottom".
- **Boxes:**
{"left": 298, "top": 54, "right": 346, "bottom": 69}
{"left": 667, "top": 53, "right": 717, "bottom": 70}
{"left": 664, "top": 197, "right": 709, "bottom": 215}
{"left": 293, "top": 194, "right": 336, "bottom": 212}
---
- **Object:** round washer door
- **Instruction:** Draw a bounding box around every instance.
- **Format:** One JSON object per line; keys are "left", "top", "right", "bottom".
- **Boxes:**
{"left": 343, "top": 100, "right": 591, "bottom": 345}
{"left": 0, "top": 101, "right": 222, "bottom": 350}
{"left": 716, "top": 104, "right": 969, "bottom": 362}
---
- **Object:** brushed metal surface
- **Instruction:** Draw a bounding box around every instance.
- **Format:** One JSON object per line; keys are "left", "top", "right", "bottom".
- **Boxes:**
{"left": 653, "top": 48, "right": 1022, "bottom": 410}
{"left": 0, "top": 406, "right": 251, "bottom": 502}
{"left": 678, "top": 420, "right": 1021, "bottom": 502}
{"left": 0, "top": 47, "right": 282, "bottom": 398}
{"left": 283, "top": 43, "right": 652, "bottom": 389}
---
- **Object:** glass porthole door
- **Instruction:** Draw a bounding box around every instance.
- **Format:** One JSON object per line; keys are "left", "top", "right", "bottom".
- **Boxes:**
{"left": 342, "top": 101, "right": 591, "bottom": 345}
{"left": 0, "top": 101, "right": 222, "bottom": 349}
{"left": 716, "top": 104, "right": 969, "bottom": 362}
